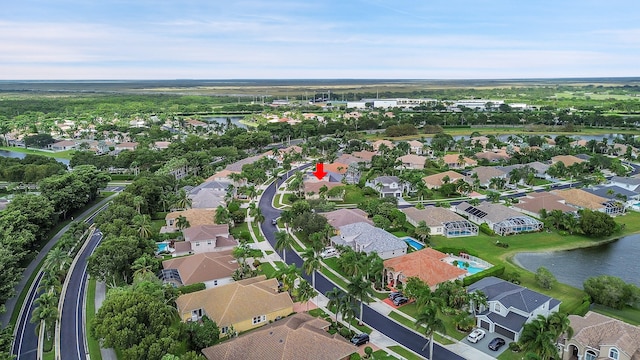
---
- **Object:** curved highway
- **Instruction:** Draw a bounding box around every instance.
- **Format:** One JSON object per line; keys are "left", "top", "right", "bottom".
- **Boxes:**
{"left": 57, "top": 229, "right": 103, "bottom": 360}
{"left": 11, "top": 199, "right": 111, "bottom": 360}
{"left": 259, "top": 166, "right": 464, "bottom": 360}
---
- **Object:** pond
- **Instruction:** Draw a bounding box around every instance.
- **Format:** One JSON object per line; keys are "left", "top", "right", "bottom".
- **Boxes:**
{"left": 514, "top": 233, "right": 640, "bottom": 288}
{"left": 203, "top": 116, "right": 247, "bottom": 129}
{"left": 0, "top": 149, "right": 70, "bottom": 166}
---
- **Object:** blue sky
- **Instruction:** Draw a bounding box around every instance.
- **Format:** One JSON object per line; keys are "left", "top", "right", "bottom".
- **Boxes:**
{"left": 1, "top": 0, "right": 639, "bottom": 79}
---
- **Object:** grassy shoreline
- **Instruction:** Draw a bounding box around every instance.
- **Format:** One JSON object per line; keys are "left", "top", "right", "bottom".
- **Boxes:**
{"left": 0, "top": 146, "right": 75, "bottom": 159}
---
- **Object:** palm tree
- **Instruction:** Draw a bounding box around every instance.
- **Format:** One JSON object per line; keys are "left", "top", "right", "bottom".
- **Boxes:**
{"left": 341, "top": 299, "right": 357, "bottom": 332}
{"left": 414, "top": 305, "right": 445, "bottom": 359}
{"left": 347, "top": 275, "right": 374, "bottom": 326}
{"left": 301, "top": 248, "right": 321, "bottom": 289}
{"left": 38, "top": 272, "right": 62, "bottom": 297}
{"left": 31, "top": 292, "right": 59, "bottom": 341}
{"left": 414, "top": 221, "right": 431, "bottom": 243}
{"left": 215, "top": 205, "right": 230, "bottom": 225}
{"left": 326, "top": 287, "right": 344, "bottom": 323}
{"left": 274, "top": 231, "right": 294, "bottom": 264}
{"left": 519, "top": 314, "right": 559, "bottom": 360}
{"left": 173, "top": 189, "right": 192, "bottom": 210}
{"left": 132, "top": 254, "right": 157, "bottom": 277}
{"left": 468, "top": 291, "right": 488, "bottom": 316}
{"left": 43, "top": 247, "right": 71, "bottom": 279}
{"left": 548, "top": 312, "right": 574, "bottom": 342}
{"left": 133, "top": 214, "right": 153, "bottom": 239}
{"left": 132, "top": 195, "right": 145, "bottom": 214}
{"left": 275, "top": 263, "right": 300, "bottom": 296}
{"left": 175, "top": 215, "right": 190, "bottom": 230}
{"left": 296, "top": 279, "right": 317, "bottom": 311}
{"left": 249, "top": 205, "right": 265, "bottom": 224}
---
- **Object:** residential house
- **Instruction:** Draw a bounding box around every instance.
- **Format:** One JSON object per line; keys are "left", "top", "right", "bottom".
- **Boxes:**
{"left": 559, "top": 311, "right": 640, "bottom": 360}
{"left": 609, "top": 176, "right": 640, "bottom": 192}
{"left": 455, "top": 202, "right": 543, "bottom": 236}
{"left": 321, "top": 208, "right": 373, "bottom": 230}
{"left": 498, "top": 162, "right": 551, "bottom": 180}
{"left": 406, "top": 140, "right": 425, "bottom": 155}
{"left": 188, "top": 180, "right": 229, "bottom": 209}
{"left": 351, "top": 150, "right": 377, "bottom": 162}
{"left": 402, "top": 207, "right": 478, "bottom": 238}
{"left": 551, "top": 155, "right": 586, "bottom": 167}
{"left": 114, "top": 142, "right": 138, "bottom": 151}
{"left": 398, "top": 154, "right": 427, "bottom": 170}
{"left": 372, "top": 139, "right": 395, "bottom": 151}
{"left": 336, "top": 153, "right": 370, "bottom": 184}
{"left": 163, "top": 209, "right": 216, "bottom": 233}
{"left": 303, "top": 180, "right": 344, "bottom": 200}
{"left": 368, "top": 176, "right": 406, "bottom": 198}
{"left": 422, "top": 170, "right": 465, "bottom": 190}
{"left": 160, "top": 250, "right": 238, "bottom": 288}
{"left": 200, "top": 313, "right": 355, "bottom": 360}
{"left": 583, "top": 185, "right": 639, "bottom": 206}
{"left": 443, "top": 154, "right": 477, "bottom": 169}
{"left": 49, "top": 140, "right": 77, "bottom": 151}
{"left": 468, "top": 276, "right": 561, "bottom": 342}
{"left": 470, "top": 136, "right": 491, "bottom": 148}
{"left": 186, "top": 118, "right": 208, "bottom": 128}
{"left": 384, "top": 248, "right": 467, "bottom": 290}
{"left": 207, "top": 169, "right": 239, "bottom": 183}
{"left": 175, "top": 224, "right": 237, "bottom": 255}
{"left": 330, "top": 222, "right": 407, "bottom": 260}
{"left": 512, "top": 192, "right": 576, "bottom": 218}
{"left": 465, "top": 166, "right": 507, "bottom": 188}
{"left": 475, "top": 149, "right": 511, "bottom": 163}
{"left": 153, "top": 141, "right": 171, "bottom": 150}
{"left": 552, "top": 188, "right": 625, "bottom": 216}
{"left": 176, "top": 275, "right": 294, "bottom": 335}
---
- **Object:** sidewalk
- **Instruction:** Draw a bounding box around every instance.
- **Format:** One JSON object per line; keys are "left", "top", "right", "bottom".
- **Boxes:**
{"left": 94, "top": 282, "right": 117, "bottom": 360}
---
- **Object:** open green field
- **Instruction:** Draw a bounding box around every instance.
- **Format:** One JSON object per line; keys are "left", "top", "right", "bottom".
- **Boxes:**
{"left": 0, "top": 146, "right": 75, "bottom": 159}
{"left": 554, "top": 91, "right": 639, "bottom": 100}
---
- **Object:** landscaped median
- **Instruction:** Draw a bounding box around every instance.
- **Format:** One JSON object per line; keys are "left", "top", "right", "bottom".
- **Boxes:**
{"left": 85, "top": 277, "right": 103, "bottom": 360}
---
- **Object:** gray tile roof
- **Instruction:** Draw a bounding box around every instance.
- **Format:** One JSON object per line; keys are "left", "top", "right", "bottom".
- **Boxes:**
{"left": 468, "top": 277, "right": 559, "bottom": 314}
{"left": 486, "top": 311, "right": 528, "bottom": 332}
{"left": 611, "top": 176, "right": 640, "bottom": 186}
{"left": 374, "top": 176, "right": 401, "bottom": 185}
{"left": 331, "top": 222, "right": 407, "bottom": 254}
{"left": 585, "top": 185, "right": 638, "bottom": 200}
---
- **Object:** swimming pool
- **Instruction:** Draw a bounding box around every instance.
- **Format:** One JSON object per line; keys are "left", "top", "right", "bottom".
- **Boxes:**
{"left": 402, "top": 237, "right": 425, "bottom": 250}
{"left": 457, "top": 262, "right": 486, "bottom": 275}
{"left": 157, "top": 242, "right": 169, "bottom": 253}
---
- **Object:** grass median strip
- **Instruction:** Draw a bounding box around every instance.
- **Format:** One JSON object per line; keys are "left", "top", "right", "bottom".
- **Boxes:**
{"left": 86, "top": 277, "right": 103, "bottom": 360}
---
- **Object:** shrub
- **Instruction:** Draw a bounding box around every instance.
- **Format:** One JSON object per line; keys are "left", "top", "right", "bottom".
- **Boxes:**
{"left": 495, "top": 241, "right": 509, "bottom": 248}
{"left": 179, "top": 282, "right": 206, "bottom": 294}
{"left": 479, "top": 223, "right": 495, "bottom": 236}
{"left": 433, "top": 247, "right": 479, "bottom": 257}
{"left": 535, "top": 267, "right": 556, "bottom": 290}
{"left": 462, "top": 264, "right": 505, "bottom": 286}
{"left": 339, "top": 327, "right": 352, "bottom": 339}
{"left": 508, "top": 342, "right": 521, "bottom": 352}
{"left": 350, "top": 353, "right": 362, "bottom": 360}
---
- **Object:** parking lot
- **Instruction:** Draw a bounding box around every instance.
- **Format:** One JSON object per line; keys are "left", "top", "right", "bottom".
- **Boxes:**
{"left": 463, "top": 331, "right": 510, "bottom": 357}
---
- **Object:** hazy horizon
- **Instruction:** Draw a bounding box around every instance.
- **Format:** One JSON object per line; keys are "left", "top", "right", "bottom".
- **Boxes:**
{"left": 2, "top": 1, "right": 639, "bottom": 80}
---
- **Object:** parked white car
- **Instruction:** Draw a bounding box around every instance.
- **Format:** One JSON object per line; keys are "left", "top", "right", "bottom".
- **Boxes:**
{"left": 320, "top": 247, "right": 338, "bottom": 258}
{"left": 466, "top": 328, "right": 486, "bottom": 343}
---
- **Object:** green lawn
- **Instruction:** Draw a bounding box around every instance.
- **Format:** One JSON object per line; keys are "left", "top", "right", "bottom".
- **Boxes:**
{"left": 371, "top": 349, "right": 401, "bottom": 359}
{"left": 320, "top": 267, "right": 349, "bottom": 291}
{"left": 388, "top": 311, "right": 453, "bottom": 345}
{"left": 86, "top": 278, "right": 103, "bottom": 360}
{"left": 388, "top": 346, "right": 423, "bottom": 360}
{"left": 250, "top": 222, "right": 267, "bottom": 242}
{"left": 230, "top": 222, "right": 249, "bottom": 239}
{"left": 592, "top": 304, "right": 640, "bottom": 325}
{"left": 0, "top": 146, "right": 76, "bottom": 159}
{"left": 258, "top": 262, "right": 278, "bottom": 278}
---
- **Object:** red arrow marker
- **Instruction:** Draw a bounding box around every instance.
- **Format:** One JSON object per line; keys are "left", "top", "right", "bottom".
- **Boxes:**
{"left": 312, "top": 162, "right": 328, "bottom": 180}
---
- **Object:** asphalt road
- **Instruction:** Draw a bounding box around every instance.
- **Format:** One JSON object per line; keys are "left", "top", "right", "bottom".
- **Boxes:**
{"left": 9, "top": 198, "right": 114, "bottom": 360}
{"left": 58, "top": 230, "right": 103, "bottom": 360}
{"left": 258, "top": 165, "right": 464, "bottom": 360}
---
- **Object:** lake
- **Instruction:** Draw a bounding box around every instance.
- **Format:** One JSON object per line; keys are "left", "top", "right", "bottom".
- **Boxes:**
{"left": 203, "top": 116, "right": 247, "bottom": 129}
{"left": 0, "top": 149, "right": 70, "bottom": 166}
{"left": 514, "top": 233, "right": 640, "bottom": 288}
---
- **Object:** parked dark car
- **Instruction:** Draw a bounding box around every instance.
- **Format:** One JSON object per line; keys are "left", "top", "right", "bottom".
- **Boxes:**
{"left": 388, "top": 292, "right": 403, "bottom": 300}
{"left": 488, "top": 337, "right": 506, "bottom": 351}
{"left": 350, "top": 333, "right": 370, "bottom": 346}
{"left": 392, "top": 296, "right": 408, "bottom": 306}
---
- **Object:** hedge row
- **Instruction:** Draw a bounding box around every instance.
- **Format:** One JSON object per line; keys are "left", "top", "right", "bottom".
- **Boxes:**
{"left": 462, "top": 264, "right": 505, "bottom": 286}
{"left": 433, "top": 247, "right": 479, "bottom": 258}
{"left": 479, "top": 223, "right": 495, "bottom": 236}
{"left": 178, "top": 282, "right": 206, "bottom": 294}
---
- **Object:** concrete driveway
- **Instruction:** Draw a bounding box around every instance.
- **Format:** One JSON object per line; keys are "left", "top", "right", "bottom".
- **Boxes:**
{"left": 463, "top": 331, "right": 510, "bottom": 357}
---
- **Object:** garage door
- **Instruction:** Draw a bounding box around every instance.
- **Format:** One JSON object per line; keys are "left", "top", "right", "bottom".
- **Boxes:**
{"left": 494, "top": 324, "right": 516, "bottom": 340}
{"left": 480, "top": 320, "right": 490, "bottom": 330}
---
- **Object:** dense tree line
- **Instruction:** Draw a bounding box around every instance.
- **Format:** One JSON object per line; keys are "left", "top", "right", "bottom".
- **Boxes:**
{"left": 584, "top": 275, "right": 640, "bottom": 309}
{"left": 0, "top": 155, "right": 67, "bottom": 183}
